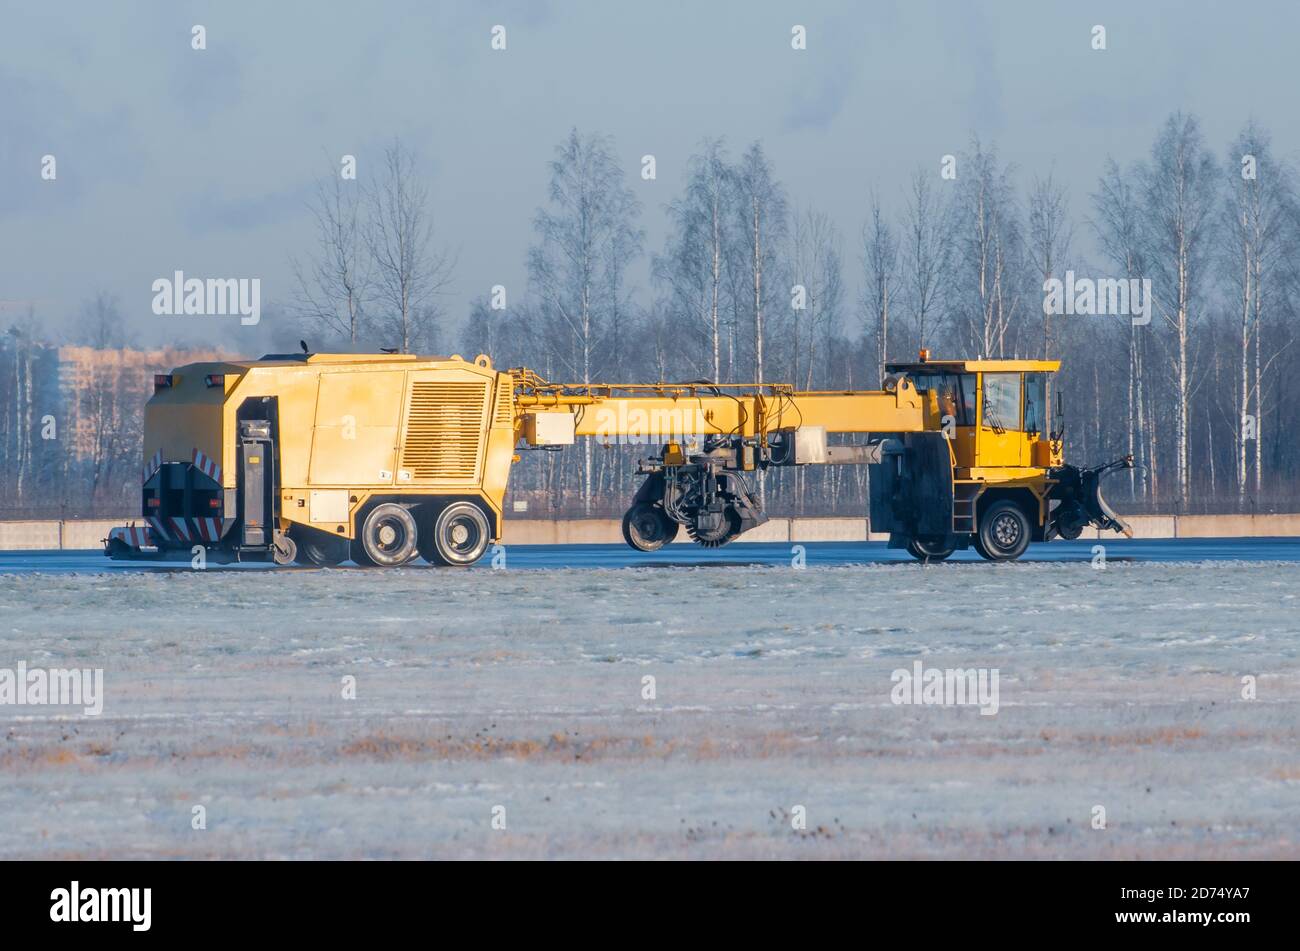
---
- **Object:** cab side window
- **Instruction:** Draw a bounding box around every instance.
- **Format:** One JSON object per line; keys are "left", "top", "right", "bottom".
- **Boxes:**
{"left": 981, "top": 373, "right": 1021, "bottom": 432}
{"left": 1023, "top": 373, "right": 1047, "bottom": 435}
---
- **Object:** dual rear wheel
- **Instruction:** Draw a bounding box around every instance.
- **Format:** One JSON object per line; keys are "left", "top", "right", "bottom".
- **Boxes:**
{"left": 417, "top": 501, "right": 490, "bottom": 566}
{"left": 295, "top": 501, "right": 490, "bottom": 568}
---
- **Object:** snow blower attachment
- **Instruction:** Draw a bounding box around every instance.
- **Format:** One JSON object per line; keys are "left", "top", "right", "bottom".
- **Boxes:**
{"left": 621, "top": 441, "right": 769, "bottom": 550}
{"left": 1047, "top": 456, "right": 1135, "bottom": 540}
{"left": 106, "top": 352, "right": 1132, "bottom": 566}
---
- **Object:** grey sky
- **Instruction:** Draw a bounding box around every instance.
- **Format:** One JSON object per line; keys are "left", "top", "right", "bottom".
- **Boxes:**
{"left": 2, "top": 0, "right": 1296, "bottom": 350}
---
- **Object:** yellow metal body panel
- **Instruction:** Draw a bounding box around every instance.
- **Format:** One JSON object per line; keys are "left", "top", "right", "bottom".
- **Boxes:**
{"left": 957, "top": 468, "right": 1051, "bottom": 483}
{"left": 309, "top": 370, "right": 404, "bottom": 485}
{"left": 978, "top": 427, "right": 1030, "bottom": 467}
{"left": 145, "top": 353, "right": 512, "bottom": 541}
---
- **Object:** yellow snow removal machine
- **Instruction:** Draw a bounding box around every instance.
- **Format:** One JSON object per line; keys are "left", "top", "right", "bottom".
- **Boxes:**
{"left": 105, "top": 349, "right": 1131, "bottom": 566}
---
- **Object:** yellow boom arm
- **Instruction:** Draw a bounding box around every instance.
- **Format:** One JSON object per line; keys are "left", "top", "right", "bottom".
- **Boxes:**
{"left": 512, "top": 372, "right": 928, "bottom": 444}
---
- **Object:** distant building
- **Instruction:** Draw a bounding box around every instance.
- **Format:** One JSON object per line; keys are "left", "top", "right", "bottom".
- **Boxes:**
{"left": 55, "top": 346, "right": 233, "bottom": 460}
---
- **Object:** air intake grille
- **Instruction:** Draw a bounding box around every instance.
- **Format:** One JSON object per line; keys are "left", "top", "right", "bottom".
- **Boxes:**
{"left": 401, "top": 381, "right": 488, "bottom": 480}
{"left": 493, "top": 376, "right": 513, "bottom": 426}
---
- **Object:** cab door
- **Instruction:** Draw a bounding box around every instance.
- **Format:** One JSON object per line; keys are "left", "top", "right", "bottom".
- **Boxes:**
{"left": 976, "top": 372, "right": 1029, "bottom": 468}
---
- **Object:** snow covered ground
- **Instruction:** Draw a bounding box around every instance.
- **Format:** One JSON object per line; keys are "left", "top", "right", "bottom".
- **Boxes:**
{"left": 1, "top": 545, "right": 1297, "bottom": 859}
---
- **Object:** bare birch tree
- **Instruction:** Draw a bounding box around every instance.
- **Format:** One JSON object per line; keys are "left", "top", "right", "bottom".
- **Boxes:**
{"left": 1223, "top": 122, "right": 1293, "bottom": 499}
{"left": 1093, "top": 158, "right": 1152, "bottom": 499}
{"left": 862, "top": 195, "right": 898, "bottom": 385}
{"left": 654, "top": 139, "right": 732, "bottom": 382}
{"left": 900, "top": 168, "right": 949, "bottom": 352}
{"left": 528, "top": 128, "right": 642, "bottom": 512}
{"left": 293, "top": 167, "right": 371, "bottom": 346}
{"left": 952, "top": 140, "right": 1023, "bottom": 358}
{"left": 732, "top": 142, "right": 788, "bottom": 385}
{"left": 1138, "top": 113, "right": 1218, "bottom": 507}
{"left": 789, "top": 207, "right": 842, "bottom": 389}
{"left": 366, "top": 140, "right": 454, "bottom": 353}
{"left": 1026, "top": 172, "right": 1074, "bottom": 359}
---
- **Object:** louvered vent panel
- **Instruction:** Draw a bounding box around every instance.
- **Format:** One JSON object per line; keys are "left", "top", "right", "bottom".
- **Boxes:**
{"left": 401, "top": 382, "right": 487, "bottom": 480}
{"left": 493, "top": 376, "right": 513, "bottom": 426}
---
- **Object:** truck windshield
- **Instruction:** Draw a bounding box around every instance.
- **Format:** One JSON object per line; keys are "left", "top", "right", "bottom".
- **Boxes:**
{"left": 912, "top": 372, "right": 976, "bottom": 426}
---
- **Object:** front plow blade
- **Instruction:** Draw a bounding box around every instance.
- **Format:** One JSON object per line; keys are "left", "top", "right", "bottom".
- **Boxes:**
{"left": 1084, "top": 469, "right": 1133, "bottom": 537}
{"left": 1082, "top": 455, "right": 1135, "bottom": 537}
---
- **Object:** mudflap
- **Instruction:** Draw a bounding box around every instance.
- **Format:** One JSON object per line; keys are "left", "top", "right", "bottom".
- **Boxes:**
{"left": 910, "top": 432, "right": 954, "bottom": 538}
{"left": 870, "top": 433, "right": 951, "bottom": 540}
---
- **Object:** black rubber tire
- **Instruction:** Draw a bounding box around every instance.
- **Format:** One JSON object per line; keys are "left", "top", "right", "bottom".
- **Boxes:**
{"left": 271, "top": 533, "right": 297, "bottom": 566}
{"left": 621, "top": 503, "right": 679, "bottom": 552}
{"left": 687, "top": 508, "right": 743, "bottom": 548}
{"left": 358, "top": 503, "right": 418, "bottom": 567}
{"left": 291, "top": 526, "right": 349, "bottom": 567}
{"left": 906, "top": 538, "right": 954, "bottom": 562}
{"left": 419, "top": 501, "right": 491, "bottom": 567}
{"left": 976, "top": 500, "right": 1031, "bottom": 561}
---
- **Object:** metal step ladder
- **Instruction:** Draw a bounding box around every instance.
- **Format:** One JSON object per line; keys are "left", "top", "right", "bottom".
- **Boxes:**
{"left": 953, "top": 483, "right": 979, "bottom": 533}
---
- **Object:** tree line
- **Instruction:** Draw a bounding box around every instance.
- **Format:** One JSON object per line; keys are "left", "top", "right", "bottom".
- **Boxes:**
{"left": 447, "top": 115, "right": 1299, "bottom": 515}
{"left": 4, "top": 112, "right": 1298, "bottom": 518}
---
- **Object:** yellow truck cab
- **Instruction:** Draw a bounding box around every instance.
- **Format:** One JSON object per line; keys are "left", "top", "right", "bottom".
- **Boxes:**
{"left": 870, "top": 356, "right": 1131, "bottom": 561}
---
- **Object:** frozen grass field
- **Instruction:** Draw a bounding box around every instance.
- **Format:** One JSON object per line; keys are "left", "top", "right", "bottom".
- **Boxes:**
{"left": 1, "top": 540, "right": 1297, "bottom": 859}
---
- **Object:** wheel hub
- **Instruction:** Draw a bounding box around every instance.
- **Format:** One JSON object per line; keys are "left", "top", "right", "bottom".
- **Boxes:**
{"left": 993, "top": 514, "right": 1020, "bottom": 547}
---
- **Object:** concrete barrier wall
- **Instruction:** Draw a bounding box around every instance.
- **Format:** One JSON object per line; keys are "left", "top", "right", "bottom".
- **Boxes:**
{"left": 60, "top": 520, "right": 125, "bottom": 550}
{"left": 1173, "top": 513, "right": 1300, "bottom": 538}
{"left": 1111, "top": 515, "right": 1178, "bottom": 539}
{"left": 0, "top": 521, "right": 62, "bottom": 550}
{"left": 4, "top": 514, "right": 1300, "bottom": 550}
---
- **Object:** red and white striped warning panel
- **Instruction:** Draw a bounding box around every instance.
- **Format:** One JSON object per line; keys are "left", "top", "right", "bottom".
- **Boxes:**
{"left": 149, "top": 516, "right": 225, "bottom": 543}
{"left": 141, "top": 449, "right": 162, "bottom": 484}
{"left": 109, "top": 525, "right": 156, "bottom": 548}
{"left": 192, "top": 448, "right": 222, "bottom": 482}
